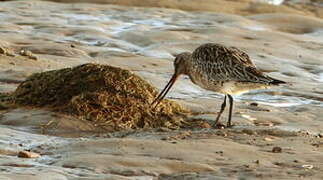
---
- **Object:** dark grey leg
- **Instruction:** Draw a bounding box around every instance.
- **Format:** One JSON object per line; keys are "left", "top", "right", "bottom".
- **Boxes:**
{"left": 214, "top": 95, "right": 227, "bottom": 126}
{"left": 227, "top": 94, "right": 233, "bottom": 127}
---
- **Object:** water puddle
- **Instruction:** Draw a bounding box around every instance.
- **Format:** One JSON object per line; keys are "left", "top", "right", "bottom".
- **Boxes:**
{"left": 239, "top": 91, "right": 323, "bottom": 107}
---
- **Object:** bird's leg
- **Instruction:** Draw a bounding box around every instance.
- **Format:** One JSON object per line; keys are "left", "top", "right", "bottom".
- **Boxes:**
{"left": 227, "top": 94, "right": 234, "bottom": 127}
{"left": 214, "top": 95, "right": 227, "bottom": 128}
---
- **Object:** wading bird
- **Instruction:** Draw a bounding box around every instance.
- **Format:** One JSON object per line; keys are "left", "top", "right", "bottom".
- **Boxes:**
{"left": 152, "top": 43, "right": 285, "bottom": 128}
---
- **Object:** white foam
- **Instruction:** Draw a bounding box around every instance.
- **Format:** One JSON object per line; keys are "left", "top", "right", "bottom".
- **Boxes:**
{"left": 257, "top": 0, "right": 285, "bottom": 5}
{"left": 245, "top": 25, "right": 268, "bottom": 31}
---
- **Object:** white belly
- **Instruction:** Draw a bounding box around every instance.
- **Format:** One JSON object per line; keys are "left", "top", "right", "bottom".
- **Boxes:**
{"left": 190, "top": 76, "right": 269, "bottom": 95}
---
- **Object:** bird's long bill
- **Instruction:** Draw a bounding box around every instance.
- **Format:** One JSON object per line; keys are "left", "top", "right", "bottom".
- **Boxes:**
{"left": 151, "top": 74, "right": 178, "bottom": 108}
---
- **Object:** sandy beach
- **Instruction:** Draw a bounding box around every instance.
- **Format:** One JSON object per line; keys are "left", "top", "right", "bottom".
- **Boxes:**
{"left": 0, "top": 0, "right": 323, "bottom": 179}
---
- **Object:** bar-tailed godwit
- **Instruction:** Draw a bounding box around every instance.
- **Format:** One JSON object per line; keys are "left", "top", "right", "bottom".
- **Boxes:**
{"left": 152, "top": 43, "right": 286, "bottom": 128}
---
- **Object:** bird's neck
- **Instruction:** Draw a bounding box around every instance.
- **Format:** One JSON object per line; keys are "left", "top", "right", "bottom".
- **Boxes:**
{"left": 185, "top": 56, "right": 193, "bottom": 76}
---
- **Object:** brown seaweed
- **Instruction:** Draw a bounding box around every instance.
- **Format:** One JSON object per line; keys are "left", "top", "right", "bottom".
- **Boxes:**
{"left": 12, "top": 63, "right": 189, "bottom": 131}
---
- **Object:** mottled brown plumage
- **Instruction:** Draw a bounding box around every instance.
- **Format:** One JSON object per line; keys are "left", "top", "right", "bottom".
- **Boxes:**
{"left": 152, "top": 43, "right": 285, "bottom": 127}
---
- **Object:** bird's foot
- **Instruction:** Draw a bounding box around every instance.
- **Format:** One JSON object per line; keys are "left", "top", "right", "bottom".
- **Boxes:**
{"left": 213, "top": 122, "right": 226, "bottom": 129}
{"left": 213, "top": 123, "right": 234, "bottom": 129}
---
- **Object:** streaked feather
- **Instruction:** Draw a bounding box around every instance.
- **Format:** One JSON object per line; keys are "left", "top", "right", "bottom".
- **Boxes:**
{"left": 190, "top": 43, "right": 285, "bottom": 85}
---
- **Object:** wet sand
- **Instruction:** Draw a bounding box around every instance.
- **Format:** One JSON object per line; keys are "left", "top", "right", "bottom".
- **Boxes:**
{"left": 0, "top": 0, "right": 323, "bottom": 179}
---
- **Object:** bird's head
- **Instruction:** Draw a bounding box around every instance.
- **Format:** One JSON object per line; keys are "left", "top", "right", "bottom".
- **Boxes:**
{"left": 151, "top": 52, "right": 192, "bottom": 107}
{"left": 173, "top": 52, "right": 192, "bottom": 76}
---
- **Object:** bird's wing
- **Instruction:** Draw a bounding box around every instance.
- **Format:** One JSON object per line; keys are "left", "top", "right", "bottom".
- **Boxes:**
{"left": 230, "top": 64, "right": 275, "bottom": 83}
{"left": 228, "top": 46, "right": 255, "bottom": 67}
{"left": 192, "top": 43, "right": 278, "bottom": 84}
{"left": 192, "top": 43, "right": 255, "bottom": 67}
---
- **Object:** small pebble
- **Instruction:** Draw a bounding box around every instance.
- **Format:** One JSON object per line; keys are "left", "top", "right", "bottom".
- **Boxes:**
{"left": 20, "top": 49, "right": 32, "bottom": 56}
{"left": 250, "top": 102, "right": 258, "bottom": 106}
{"left": 0, "top": 47, "right": 6, "bottom": 54}
{"left": 272, "top": 146, "right": 282, "bottom": 153}
{"left": 20, "top": 49, "right": 37, "bottom": 60}
{"left": 264, "top": 137, "right": 273, "bottom": 141}
{"left": 18, "top": 150, "right": 41, "bottom": 158}
{"left": 302, "top": 164, "right": 313, "bottom": 169}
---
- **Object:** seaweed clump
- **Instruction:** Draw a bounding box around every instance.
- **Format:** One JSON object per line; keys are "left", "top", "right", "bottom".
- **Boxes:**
{"left": 12, "top": 63, "right": 189, "bottom": 131}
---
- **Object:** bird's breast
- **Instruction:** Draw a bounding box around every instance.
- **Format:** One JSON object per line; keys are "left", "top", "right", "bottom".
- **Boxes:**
{"left": 188, "top": 72, "right": 223, "bottom": 92}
